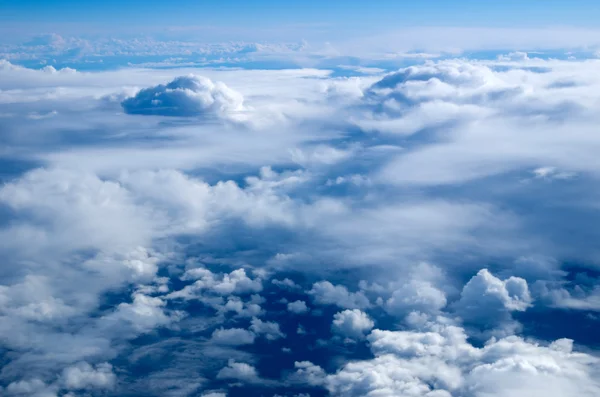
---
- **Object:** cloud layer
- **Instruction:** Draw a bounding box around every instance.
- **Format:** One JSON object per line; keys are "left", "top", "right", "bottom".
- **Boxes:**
{"left": 1, "top": 52, "right": 600, "bottom": 397}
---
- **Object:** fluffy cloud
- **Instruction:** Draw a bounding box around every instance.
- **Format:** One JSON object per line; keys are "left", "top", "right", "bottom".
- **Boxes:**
{"left": 121, "top": 75, "right": 245, "bottom": 119}
{"left": 290, "top": 361, "right": 327, "bottom": 386}
{"left": 454, "top": 269, "right": 532, "bottom": 335}
{"left": 287, "top": 300, "right": 309, "bottom": 314}
{"left": 326, "top": 320, "right": 600, "bottom": 397}
{"left": 308, "top": 281, "right": 370, "bottom": 309}
{"left": 3, "top": 52, "right": 600, "bottom": 397}
{"left": 210, "top": 328, "right": 256, "bottom": 345}
{"left": 384, "top": 264, "right": 448, "bottom": 316}
{"left": 171, "top": 268, "right": 263, "bottom": 300}
{"left": 249, "top": 317, "right": 286, "bottom": 340}
{"left": 216, "top": 360, "right": 260, "bottom": 383}
{"left": 101, "top": 292, "right": 183, "bottom": 334}
{"left": 331, "top": 309, "right": 374, "bottom": 339}
{"left": 60, "top": 362, "right": 116, "bottom": 390}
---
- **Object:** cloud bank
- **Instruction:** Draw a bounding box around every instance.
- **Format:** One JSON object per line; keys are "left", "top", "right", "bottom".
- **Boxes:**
{"left": 1, "top": 52, "right": 600, "bottom": 397}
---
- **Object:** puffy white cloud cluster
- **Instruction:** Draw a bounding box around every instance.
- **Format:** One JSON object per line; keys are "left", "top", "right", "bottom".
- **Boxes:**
{"left": 454, "top": 269, "right": 532, "bottom": 335}
{"left": 249, "top": 317, "right": 286, "bottom": 340}
{"left": 3, "top": 361, "right": 116, "bottom": 397}
{"left": 308, "top": 281, "right": 371, "bottom": 309}
{"left": 172, "top": 268, "right": 263, "bottom": 299}
{"left": 211, "top": 328, "right": 256, "bottom": 346}
{"left": 331, "top": 309, "right": 374, "bottom": 340}
{"left": 216, "top": 360, "right": 259, "bottom": 383}
{"left": 383, "top": 263, "right": 449, "bottom": 317}
{"left": 361, "top": 59, "right": 600, "bottom": 189}
{"left": 323, "top": 320, "right": 600, "bottom": 397}
{"left": 60, "top": 362, "right": 116, "bottom": 391}
{"left": 121, "top": 75, "right": 245, "bottom": 119}
{"left": 287, "top": 300, "right": 309, "bottom": 314}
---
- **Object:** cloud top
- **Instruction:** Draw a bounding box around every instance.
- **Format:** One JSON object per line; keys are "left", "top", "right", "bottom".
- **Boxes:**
{"left": 121, "top": 75, "right": 244, "bottom": 118}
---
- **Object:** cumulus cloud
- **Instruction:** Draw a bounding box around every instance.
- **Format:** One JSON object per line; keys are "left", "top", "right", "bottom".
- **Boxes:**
{"left": 249, "top": 317, "right": 286, "bottom": 340}
{"left": 454, "top": 269, "right": 532, "bottom": 335}
{"left": 4, "top": 50, "right": 600, "bottom": 397}
{"left": 287, "top": 300, "right": 309, "bottom": 314}
{"left": 290, "top": 361, "right": 327, "bottom": 386}
{"left": 60, "top": 362, "right": 116, "bottom": 391}
{"left": 384, "top": 264, "right": 448, "bottom": 317}
{"left": 216, "top": 360, "right": 260, "bottom": 383}
{"left": 272, "top": 278, "right": 301, "bottom": 290}
{"left": 121, "top": 75, "right": 245, "bottom": 119}
{"left": 331, "top": 309, "right": 374, "bottom": 340}
{"left": 308, "top": 281, "right": 370, "bottom": 309}
{"left": 326, "top": 320, "right": 600, "bottom": 397}
{"left": 101, "top": 292, "right": 183, "bottom": 334}
{"left": 171, "top": 268, "right": 263, "bottom": 300}
{"left": 210, "top": 328, "right": 256, "bottom": 345}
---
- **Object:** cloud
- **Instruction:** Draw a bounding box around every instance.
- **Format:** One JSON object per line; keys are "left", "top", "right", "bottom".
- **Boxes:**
{"left": 200, "top": 393, "right": 227, "bottom": 397}
{"left": 287, "top": 300, "right": 309, "bottom": 314}
{"left": 290, "top": 361, "right": 327, "bottom": 386}
{"left": 272, "top": 278, "right": 301, "bottom": 290}
{"left": 210, "top": 328, "right": 256, "bottom": 346}
{"left": 121, "top": 75, "right": 245, "bottom": 119}
{"left": 326, "top": 319, "right": 600, "bottom": 397}
{"left": 3, "top": 53, "right": 600, "bottom": 397}
{"left": 100, "top": 292, "right": 183, "bottom": 334}
{"left": 60, "top": 362, "right": 116, "bottom": 391}
{"left": 308, "top": 281, "right": 370, "bottom": 310}
{"left": 216, "top": 360, "right": 260, "bottom": 383}
{"left": 172, "top": 268, "right": 263, "bottom": 300}
{"left": 384, "top": 263, "right": 449, "bottom": 317}
{"left": 249, "top": 317, "right": 286, "bottom": 340}
{"left": 454, "top": 269, "right": 532, "bottom": 335}
{"left": 331, "top": 309, "right": 374, "bottom": 340}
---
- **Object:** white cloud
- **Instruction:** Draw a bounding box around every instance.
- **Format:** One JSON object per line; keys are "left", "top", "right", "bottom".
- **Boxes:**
{"left": 5, "top": 379, "right": 56, "bottom": 397}
{"left": 331, "top": 309, "right": 374, "bottom": 339}
{"left": 309, "top": 281, "right": 370, "bottom": 310}
{"left": 290, "top": 361, "right": 327, "bottom": 386}
{"left": 272, "top": 278, "right": 301, "bottom": 290}
{"left": 216, "top": 360, "right": 260, "bottom": 383}
{"left": 60, "top": 362, "right": 116, "bottom": 390}
{"left": 250, "top": 317, "right": 285, "bottom": 340}
{"left": 220, "top": 296, "right": 264, "bottom": 317}
{"left": 4, "top": 52, "right": 600, "bottom": 396}
{"left": 454, "top": 269, "right": 532, "bottom": 334}
{"left": 121, "top": 74, "right": 245, "bottom": 120}
{"left": 385, "top": 280, "right": 447, "bottom": 317}
{"left": 101, "top": 292, "right": 183, "bottom": 334}
{"left": 210, "top": 328, "right": 256, "bottom": 346}
{"left": 287, "top": 300, "right": 309, "bottom": 314}
{"left": 172, "top": 268, "right": 263, "bottom": 300}
{"left": 326, "top": 319, "right": 600, "bottom": 397}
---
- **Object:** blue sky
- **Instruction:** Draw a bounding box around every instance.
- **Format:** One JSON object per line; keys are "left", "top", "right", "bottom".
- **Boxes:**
{"left": 3, "top": 0, "right": 600, "bottom": 39}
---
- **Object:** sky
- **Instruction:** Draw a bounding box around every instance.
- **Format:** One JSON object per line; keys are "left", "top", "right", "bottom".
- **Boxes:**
{"left": 3, "top": 0, "right": 600, "bottom": 39}
{"left": 2, "top": 2, "right": 600, "bottom": 397}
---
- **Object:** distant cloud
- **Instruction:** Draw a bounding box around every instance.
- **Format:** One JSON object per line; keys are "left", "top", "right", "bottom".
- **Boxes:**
{"left": 309, "top": 281, "right": 370, "bottom": 310}
{"left": 287, "top": 300, "right": 309, "bottom": 314}
{"left": 216, "top": 360, "right": 260, "bottom": 383}
{"left": 121, "top": 75, "right": 245, "bottom": 119}
{"left": 60, "top": 362, "right": 116, "bottom": 391}
{"left": 211, "top": 328, "right": 256, "bottom": 345}
{"left": 250, "top": 317, "right": 285, "bottom": 340}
